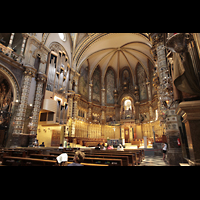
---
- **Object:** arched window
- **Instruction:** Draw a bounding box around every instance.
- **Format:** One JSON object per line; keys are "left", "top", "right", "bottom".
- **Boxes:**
{"left": 79, "top": 65, "right": 89, "bottom": 99}
{"left": 92, "top": 66, "right": 101, "bottom": 103}
{"left": 58, "top": 33, "right": 66, "bottom": 41}
{"left": 136, "top": 63, "right": 147, "bottom": 101}
{"left": 106, "top": 68, "right": 115, "bottom": 104}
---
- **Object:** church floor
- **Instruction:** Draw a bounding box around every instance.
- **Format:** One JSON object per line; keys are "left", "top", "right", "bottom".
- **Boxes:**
{"left": 138, "top": 155, "right": 169, "bottom": 166}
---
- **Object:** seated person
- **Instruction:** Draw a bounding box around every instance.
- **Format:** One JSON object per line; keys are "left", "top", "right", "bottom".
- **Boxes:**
{"left": 117, "top": 144, "right": 124, "bottom": 151}
{"left": 58, "top": 143, "right": 64, "bottom": 149}
{"left": 100, "top": 143, "right": 106, "bottom": 150}
{"left": 68, "top": 151, "right": 85, "bottom": 166}
{"left": 56, "top": 153, "right": 68, "bottom": 166}
{"left": 66, "top": 143, "right": 71, "bottom": 148}
{"left": 95, "top": 143, "right": 101, "bottom": 150}
{"left": 107, "top": 144, "right": 114, "bottom": 149}
{"left": 39, "top": 142, "right": 45, "bottom": 147}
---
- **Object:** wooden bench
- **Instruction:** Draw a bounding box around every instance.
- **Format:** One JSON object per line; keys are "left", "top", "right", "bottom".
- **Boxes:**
{"left": 2, "top": 156, "right": 109, "bottom": 166}
{"left": 49, "top": 152, "right": 122, "bottom": 166}
{"left": 86, "top": 151, "right": 137, "bottom": 166}
{"left": 60, "top": 152, "right": 129, "bottom": 166}
{"left": 2, "top": 156, "right": 57, "bottom": 166}
{"left": 55, "top": 149, "right": 139, "bottom": 166}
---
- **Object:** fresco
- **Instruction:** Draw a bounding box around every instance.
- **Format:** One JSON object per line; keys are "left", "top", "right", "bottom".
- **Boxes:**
{"left": 106, "top": 69, "right": 115, "bottom": 104}
{"left": 137, "top": 64, "right": 147, "bottom": 101}
{"left": 93, "top": 66, "right": 101, "bottom": 102}
{"left": 79, "top": 65, "right": 88, "bottom": 98}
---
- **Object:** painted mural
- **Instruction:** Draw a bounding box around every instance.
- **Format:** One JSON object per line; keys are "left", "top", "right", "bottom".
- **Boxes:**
{"left": 79, "top": 65, "right": 88, "bottom": 98}
{"left": 137, "top": 63, "right": 147, "bottom": 101}
{"left": 106, "top": 68, "right": 115, "bottom": 104}
{"left": 93, "top": 66, "right": 101, "bottom": 102}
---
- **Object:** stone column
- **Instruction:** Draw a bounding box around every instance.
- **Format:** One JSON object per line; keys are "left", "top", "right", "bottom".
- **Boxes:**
{"left": 29, "top": 73, "right": 47, "bottom": 144}
{"left": 150, "top": 33, "right": 183, "bottom": 165}
{"left": 88, "top": 102, "right": 93, "bottom": 122}
{"left": 146, "top": 81, "right": 153, "bottom": 120}
{"left": 73, "top": 94, "right": 80, "bottom": 118}
{"left": 8, "top": 33, "right": 15, "bottom": 48}
{"left": 177, "top": 101, "right": 200, "bottom": 166}
{"left": 134, "top": 85, "right": 140, "bottom": 123}
{"left": 67, "top": 95, "right": 73, "bottom": 118}
{"left": 12, "top": 66, "right": 36, "bottom": 147}
{"left": 89, "top": 80, "right": 93, "bottom": 102}
{"left": 101, "top": 106, "right": 106, "bottom": 125}
{"left": 20, "top": 34, "right": 28, "bottom": 57}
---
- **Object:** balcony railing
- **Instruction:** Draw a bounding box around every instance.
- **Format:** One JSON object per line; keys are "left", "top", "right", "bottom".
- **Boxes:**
{"left": 0, "top": 43, "right": 23, "bottom": 63}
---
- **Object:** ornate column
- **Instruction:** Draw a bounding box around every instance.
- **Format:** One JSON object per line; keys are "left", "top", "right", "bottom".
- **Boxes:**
{"left": 146, "top": 80, "right": 153, "bottom": 120}
{"left": 67, "top": 95, "right": 73, "bottom": 118}
{"left": 20, "top": 34, "right": 28, "bottom": 57}
{"left": 88, "top": 80, "right": 93, "bottom": 123}
{"left": 12, "top": 66, "right": 36, "bottom": 146}
{"left": 134, "top": 85, "right": 140, "bottom": 123}
{"left": 101, "top": 86, "right": 106, "bottom": 124}
{"left": 73, "top": 94, "right": 80, "bottom": 118}
{"left": 29, "top": 73, "right": 47, "bottom": 144}
{"left": 101, "top": 106, "right": 106, "bottom": 125}
{"left": 8, "top": 33, "right": 15, "bottom": 48}
{"left": 150, "top": 33, "right": 183, "bottom": 165}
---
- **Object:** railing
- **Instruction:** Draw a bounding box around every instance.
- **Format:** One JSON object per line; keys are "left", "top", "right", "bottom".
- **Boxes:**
{"left": 0, "top": 43, "right": 23, "bottom": 63}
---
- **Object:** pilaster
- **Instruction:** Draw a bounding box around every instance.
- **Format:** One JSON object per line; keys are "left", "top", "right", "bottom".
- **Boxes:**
{"left": 13, "top": 66, "right": 36, "bottom": 137}
{"left": 29, "top": 73, "right": 47, "bottom": 136}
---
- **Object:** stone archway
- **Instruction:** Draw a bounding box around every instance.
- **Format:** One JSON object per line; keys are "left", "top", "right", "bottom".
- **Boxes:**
{"left": 0, "top": 64, "right": 20, "bottom": 147}
{"left": 0, "top": 64, "right": 20, "bottom": 104}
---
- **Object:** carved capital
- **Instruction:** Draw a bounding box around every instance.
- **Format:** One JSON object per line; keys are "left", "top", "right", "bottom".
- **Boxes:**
{"left": 23, "top": 65, "right": 37, "bottom": 77}
{"left": 36, "top": 72, "right": 47, "bottom": 83}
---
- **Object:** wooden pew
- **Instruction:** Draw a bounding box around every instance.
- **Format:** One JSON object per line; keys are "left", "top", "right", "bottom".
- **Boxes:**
{"left": 38, "top": 152, "right": 128, "bottom": 166}
{"left": 54, "top": 149, "right": 138, "bottom": 166}
{"left": 49, "top": 152, "right": 123, "bottom": 166}
{"left": 2, "top": 156, "right": 57, "bottom": 166}
{"left": 85, "top": 151, "right": 137, "bottom": 166}
{"left": 2, "top": 156, "right": 109, "bottom": 166}
{"left": 90, "top": 149, "right": 144, "bottom": 164}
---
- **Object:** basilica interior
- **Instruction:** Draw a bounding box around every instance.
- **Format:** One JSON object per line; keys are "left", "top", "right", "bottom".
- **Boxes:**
{"left": 1, "top": 33, "right": 200, "bottom": 166}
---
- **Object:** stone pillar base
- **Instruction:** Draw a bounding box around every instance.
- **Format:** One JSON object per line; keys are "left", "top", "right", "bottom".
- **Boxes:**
{"left": 177, "top": 100, "right": 200, "bottom": 165}
{"left": 167, "top": 148, "right": 184, "bottom": 166}
{"left": 10, "top": 134, "right": 30, "bottom": 148}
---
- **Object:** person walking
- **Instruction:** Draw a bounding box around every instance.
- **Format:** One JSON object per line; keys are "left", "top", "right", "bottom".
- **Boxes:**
{"left": 162, "top": 142, "right": 168, "bottom": 161}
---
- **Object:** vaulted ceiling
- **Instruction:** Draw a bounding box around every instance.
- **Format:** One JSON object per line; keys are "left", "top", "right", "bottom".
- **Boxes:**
{"left": 74, "top": 33, "right": 154, "bottom": 85}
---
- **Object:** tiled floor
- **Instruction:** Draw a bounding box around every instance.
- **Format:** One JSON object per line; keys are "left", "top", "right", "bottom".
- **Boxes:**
{"left": 138, "top": 155, "right": 169, "bottom": 166}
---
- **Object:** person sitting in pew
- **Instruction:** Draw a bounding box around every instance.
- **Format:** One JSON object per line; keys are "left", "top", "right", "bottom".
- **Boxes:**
{"left": 107, "top": 144, "right": 114, "bottom": 150}
{"left": 39, "top": 142, "right": 45, "bottom": 147}
{"left": 100, "top": 143, "right": 106, "bottom": 150}
{"left": 95, "top": 143, "right": 101, "bottom": 150}
{"left": 68, "top": 151, "right": 85, "bottom": 166}
{"left": 117, "top": 144, "right": 124, "bottom": 151}
{"left": 66, "top": 143, "right": 71, "bottom": 148}
{"left": 58, "top": 144, "right": 64, "bottom": 149}
{"left": 56, "top": 153, "right": 68, "bottom": 166}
